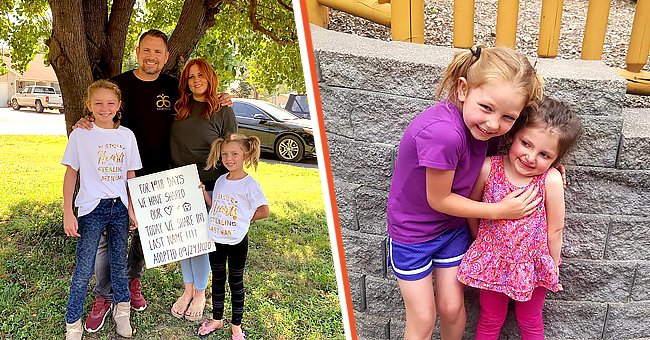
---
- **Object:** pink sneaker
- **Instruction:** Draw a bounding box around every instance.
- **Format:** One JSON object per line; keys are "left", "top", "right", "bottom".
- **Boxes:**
{"left": 129, "top": 278, "right": 148, "bottom": 311}
{"left": 84, "top": 296, "right": 112, "bottom": 333}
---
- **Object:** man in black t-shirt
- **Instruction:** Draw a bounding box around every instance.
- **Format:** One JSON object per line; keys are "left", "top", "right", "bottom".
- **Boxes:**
{"left": 75, "top": 29, "right": 232, "bottom": 333}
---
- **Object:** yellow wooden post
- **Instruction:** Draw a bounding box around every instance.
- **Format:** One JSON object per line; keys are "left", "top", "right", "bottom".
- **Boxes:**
{"left": 625, "top": 0, "right": 650, "bottom": 72}
{"left": 496, "top": 0, "right": 519, "bottom": 48}
{"left": 538, "top": 0, "right": 563, "bottom": 58}
{"left": 581, "top": 0, "right": 610, "bottom": 60}
{"left": 318, "top": 0, "right": 391, "bottom": 26}
{"left": 454, "top": 0, "right": 475, "bottom": 48}
{"left": 306, "top": 0, "right": 330, "bottom": 28}
{"left": 391, "top": 0, "right": 425, "bottom": 43}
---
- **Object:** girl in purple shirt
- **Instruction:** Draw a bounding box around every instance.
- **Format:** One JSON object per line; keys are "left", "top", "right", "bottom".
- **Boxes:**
{"left": 387, "top": 46, "right": 544, "bottom": 339}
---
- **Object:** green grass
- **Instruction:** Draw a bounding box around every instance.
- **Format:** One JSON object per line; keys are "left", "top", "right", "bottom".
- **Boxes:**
{"left": 0, "top": 135, "right": 344, "bottom": 339}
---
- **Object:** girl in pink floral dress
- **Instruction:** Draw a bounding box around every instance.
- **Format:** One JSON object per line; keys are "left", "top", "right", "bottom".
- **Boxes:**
{"left": 457, "top": 98, "right": 582, "bottom": 340}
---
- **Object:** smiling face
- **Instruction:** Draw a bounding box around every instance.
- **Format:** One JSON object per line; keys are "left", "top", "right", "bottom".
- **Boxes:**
{"left": 87, "top": 88, "right": 121, "bottom": 129}
{"left": 187, "top": 64, "right": 209, "bottom": 101}
{"left": 508, "top": 125, "right": 560, "bottom": 177}
{"left": 221, "top": 141, "right": 246, "bottom": 174}
{"left": 135, "top": 35, "right": 169, "bottom": 79}
{"left": 457, "top": 79, "right": 526, "bottom": 141}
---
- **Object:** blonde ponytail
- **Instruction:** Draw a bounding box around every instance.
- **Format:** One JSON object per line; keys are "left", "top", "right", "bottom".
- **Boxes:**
{"left": 205, "top": 138, "right": 225, "bottom": 170}
{"left": 245, "top": 136, "right": 261, "bottom": 171}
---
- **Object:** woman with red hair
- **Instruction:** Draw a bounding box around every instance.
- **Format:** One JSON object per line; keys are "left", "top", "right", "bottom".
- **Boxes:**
{"left": 169, "top": 58, "right": 237, "bottom": 322}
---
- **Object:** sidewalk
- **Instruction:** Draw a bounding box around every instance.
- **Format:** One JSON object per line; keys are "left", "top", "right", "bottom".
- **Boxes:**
{"left": 0, "top": 107, "right": 66, "bottom": 135}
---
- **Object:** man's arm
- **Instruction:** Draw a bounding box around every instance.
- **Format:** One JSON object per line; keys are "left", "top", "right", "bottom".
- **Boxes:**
{"left": 217, "top": 93, "right": 233, "bottom": 107}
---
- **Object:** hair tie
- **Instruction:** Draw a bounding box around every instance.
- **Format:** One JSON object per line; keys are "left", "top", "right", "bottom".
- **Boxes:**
{"left": 470, "top": 45, "right": 482, "bottom": 58}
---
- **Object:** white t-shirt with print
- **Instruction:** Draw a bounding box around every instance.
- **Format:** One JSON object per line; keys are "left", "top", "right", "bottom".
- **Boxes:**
{"left": 208, "top": 173, "right": 268, "bottom": 245}
{"left": 61, "top": 124, "right": 142, "bottom": 217}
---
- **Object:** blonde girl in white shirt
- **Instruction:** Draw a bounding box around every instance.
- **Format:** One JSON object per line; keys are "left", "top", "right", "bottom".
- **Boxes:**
{"left": 62, "top": 80, "right": 141, "bottom": 339}
{"left": 196, "top": 133, "right": 269, "bottom": 340}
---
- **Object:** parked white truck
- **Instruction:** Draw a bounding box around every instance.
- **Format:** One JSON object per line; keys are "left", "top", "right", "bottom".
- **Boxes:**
{"left": 11, "top": 85, "right": 64, "bottom": 113}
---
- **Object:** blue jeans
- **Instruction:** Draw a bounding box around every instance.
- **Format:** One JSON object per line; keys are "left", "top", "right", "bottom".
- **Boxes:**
{"left": 65, "top": 198, "right": 129, "bottom": 323}
{"left": 179, "top": 190, "right": 212, "bottom": 290}
{"left": 179, "top": 254, "right": 210, "bottom": 290}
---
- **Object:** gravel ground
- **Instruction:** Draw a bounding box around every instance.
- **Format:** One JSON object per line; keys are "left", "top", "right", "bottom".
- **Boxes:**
{"left": 327, "top": 0, "right": 650, "bottom": 108}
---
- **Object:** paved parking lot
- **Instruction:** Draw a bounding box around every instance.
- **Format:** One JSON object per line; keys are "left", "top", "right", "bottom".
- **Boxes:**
{"left": 0, "top": 106, "right": 66, "bottom": 135}
{"left": 0, "top": 107, "right": 318, "bottom": 168}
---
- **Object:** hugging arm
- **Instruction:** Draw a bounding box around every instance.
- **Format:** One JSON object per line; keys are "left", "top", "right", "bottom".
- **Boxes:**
{"left": 72, "top": 115, "right": 94, "bottom": 130}
{"left": 217, "top": 93, "right": 233, "bottom": 107}
{"left": 554, "top": 163, "right": 567, "bottom": 187}
{"left": 545, "top": 168, "right": 565, "bottom": 267}
{"left": 467, "top": 158, "right": 491, "bottom": 238}
{"left": 426, "top": 167, "right": 541, "bottom": 221}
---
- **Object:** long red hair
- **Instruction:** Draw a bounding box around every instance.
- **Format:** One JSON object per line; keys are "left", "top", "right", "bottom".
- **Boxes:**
{"left": 174, "top": 58, "right": 221, "bottom": 120}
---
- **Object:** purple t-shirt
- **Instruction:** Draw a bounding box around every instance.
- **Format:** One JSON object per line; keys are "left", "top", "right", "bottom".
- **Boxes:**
{"left": 387, "top": 101, "right": 488, "bottom": 244}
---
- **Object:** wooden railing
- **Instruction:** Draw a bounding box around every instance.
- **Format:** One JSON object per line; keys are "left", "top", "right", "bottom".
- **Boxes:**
{"left": 306, "top": 0, "right": 650, "bottom": 95}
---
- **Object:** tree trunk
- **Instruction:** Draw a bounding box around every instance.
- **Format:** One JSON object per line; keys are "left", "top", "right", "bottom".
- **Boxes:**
{"left": 166, "top": 0, "right": 225, "bottom": 76}
{"left": 47, "top": 0, "right": 94, "bottom": 135}
{"left": 47, "top": 0, "right": 221, "bottom": 134}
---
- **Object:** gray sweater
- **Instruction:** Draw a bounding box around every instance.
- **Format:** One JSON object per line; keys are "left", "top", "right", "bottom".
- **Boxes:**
{"left": 170, "top": 99, "right": 237, "bottom": 190}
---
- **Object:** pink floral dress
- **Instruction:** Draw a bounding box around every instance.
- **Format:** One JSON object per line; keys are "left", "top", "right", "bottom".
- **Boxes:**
{"left": 457, "top": 156, "right": 562, "bottom": 301}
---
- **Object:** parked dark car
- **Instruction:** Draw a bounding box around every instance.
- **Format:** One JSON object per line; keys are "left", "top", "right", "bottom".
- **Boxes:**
{"left": 232, "top": 98, "right": 316, "bottom": 162}
{"left": 284, "top": 94, "right": 310, "bottom": 119}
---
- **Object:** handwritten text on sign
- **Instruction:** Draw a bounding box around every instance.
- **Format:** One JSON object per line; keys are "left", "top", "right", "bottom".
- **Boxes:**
{"left": 127, "top": 164, "right": 215, "bottom": 268}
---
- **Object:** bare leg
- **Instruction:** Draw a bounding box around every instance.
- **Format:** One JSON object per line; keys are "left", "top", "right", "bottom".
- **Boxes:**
{"left": 397, "top": 273, "right": 437, "bottom": 340}
{"left": 434, "top": 266, "right": 466, "bottom": 340}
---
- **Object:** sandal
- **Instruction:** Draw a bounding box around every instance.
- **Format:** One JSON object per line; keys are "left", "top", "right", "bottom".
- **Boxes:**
{"left": 170, "top": 296, "right": 192, "bottom": 319}
{"left": 195, "top": 319, "right": 226, "bottom": 339}
{"left": 184, "top": 303, "right": 205, "bottom": 321}
{"left": 231, "top": 332, "right": 246, "bottom": 340}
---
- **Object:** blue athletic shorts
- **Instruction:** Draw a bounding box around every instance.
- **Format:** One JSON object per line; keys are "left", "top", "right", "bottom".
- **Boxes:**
{"left": 388, "top": 226, "right": 471, "bottom": 281}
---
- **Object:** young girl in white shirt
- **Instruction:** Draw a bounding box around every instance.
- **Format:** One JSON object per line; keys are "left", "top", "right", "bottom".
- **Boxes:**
{"left": 62, "top": 80, "right": 141, "bottom": 339}
{"left": 196, "top": 133, "right": 270, "bottom": 340}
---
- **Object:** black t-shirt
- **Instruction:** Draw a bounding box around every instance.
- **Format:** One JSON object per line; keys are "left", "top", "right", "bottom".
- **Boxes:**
{"left": 111, "top": 71, "right": 179, "bottom": 176}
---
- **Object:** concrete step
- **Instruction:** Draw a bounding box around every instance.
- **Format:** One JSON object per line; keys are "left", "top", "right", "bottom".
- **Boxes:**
{"left": 312, "top": 25, "right": 627, "bottom": 117}
{"left": 617, "top": 108, "right": 650, "bottom": 170}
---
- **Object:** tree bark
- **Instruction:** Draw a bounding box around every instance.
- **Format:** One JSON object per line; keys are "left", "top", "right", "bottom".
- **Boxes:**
{"left": 106, "top": 0, "right": 136, "bottom": 76}
{"left": 82, "top": 0, "right": 108, "bottom": 80}
{"left": 166, "top": 0, "right": 224, "bottom": 76}
{"left": 47, "top": 0, "right": 223, "bottom": 134}
{"left": 47, "top": 0, "right": 94, "bottom": 135}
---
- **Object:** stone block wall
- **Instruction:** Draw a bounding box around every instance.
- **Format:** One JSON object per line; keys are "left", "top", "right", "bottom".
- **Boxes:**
{"left": 312, "top": 25, "right": 650, "bottom": 339}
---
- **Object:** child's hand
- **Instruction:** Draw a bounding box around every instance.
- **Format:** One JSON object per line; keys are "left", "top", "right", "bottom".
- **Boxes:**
{"left": 128, "top": 210, "right": 139, "bottom": 231}
{"left": 199, "top": 183, "right": 213, "bottom": 207}
{"left": 496, "top": 186, "right": 542, "bottom": 219}
{"left": 129, "top": 219, "right": 138, "bottom": 231}
{"left": 64, "top": 212, "right": 80, "bottom": 237}
{"left": 554, "top": 163, "right": 567, "bottom": 187}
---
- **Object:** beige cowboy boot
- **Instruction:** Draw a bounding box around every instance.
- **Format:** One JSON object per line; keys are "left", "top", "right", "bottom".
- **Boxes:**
{"left": 65, "top": 319, "right": 83, "bottom": 340}
{"left": 112, "top": 301, "right": 133, "bottom": 337}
